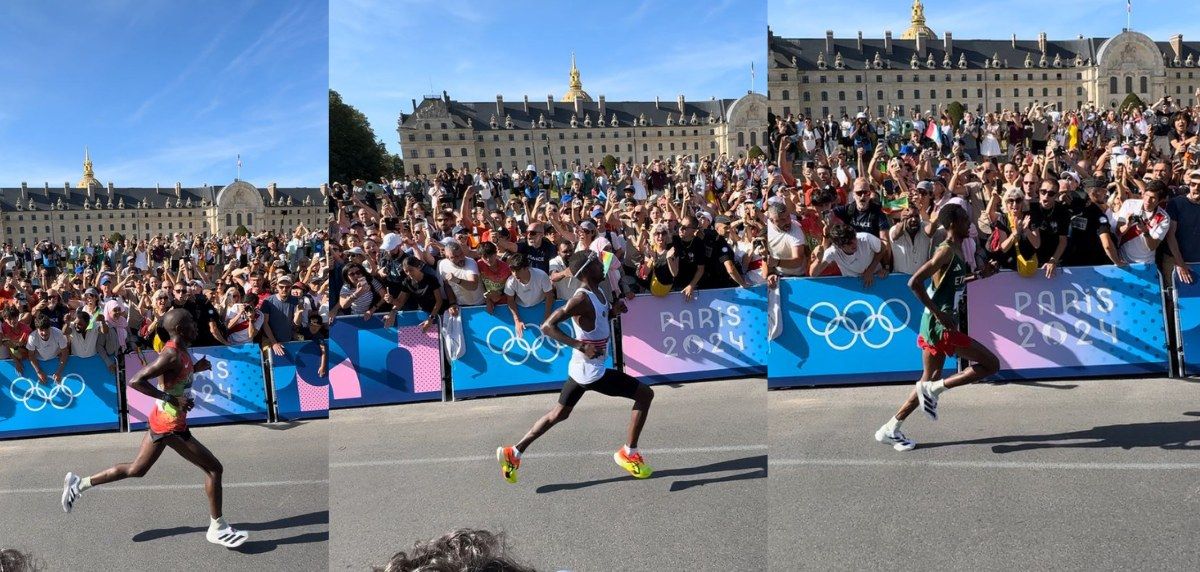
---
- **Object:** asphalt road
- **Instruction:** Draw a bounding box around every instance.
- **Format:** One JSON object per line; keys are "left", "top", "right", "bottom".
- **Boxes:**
{"left": 769, "top": 377, "right": 1200, "bottom": 571}
{"left": 330, "top": 377, "right": 767, "bottom": 571}
{"left": 0, "top": 421, "right": 328, "bottom": 571}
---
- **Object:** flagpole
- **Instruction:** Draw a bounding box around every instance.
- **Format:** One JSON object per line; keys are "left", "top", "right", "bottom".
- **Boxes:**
{"left": 1127, "top": 0, "right": 1132, "bottom": 30}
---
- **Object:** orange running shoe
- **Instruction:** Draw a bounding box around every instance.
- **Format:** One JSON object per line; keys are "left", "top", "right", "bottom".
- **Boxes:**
{"left": 614, "top": 448, "right": 652, "bottom": 479}
{"left": 496, "top": 446, "right": 521, "bottom": 484}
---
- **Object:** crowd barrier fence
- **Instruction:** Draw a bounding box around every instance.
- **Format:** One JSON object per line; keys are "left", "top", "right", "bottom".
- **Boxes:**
{"left": 325, "top": 313, "right": 444, "bottom": 408}
{"left": 0, "top": 355, "right": 121, "bottom": 440}
{"left": 1175, "top": 263, "right": 1200, "bottom": 377}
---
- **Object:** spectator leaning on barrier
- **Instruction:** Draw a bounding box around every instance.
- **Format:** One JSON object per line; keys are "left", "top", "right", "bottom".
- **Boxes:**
{"left": 811, "top": 221, "right": 889, "bottom": 287}
{"left": 1064, "top": 179, "right": 1124, "bottom": 267}
{"left": 437, "top": 238, "right": 483, "bottom": 312}
{"left": 260, "top": 275, "right": 303, "bottom": 355}
{"left": 1115, "top": 180, "right": 1171, "bottom": 265}
{"left": 503, "top": 253, "right": 553, "bottom": 337}
{"left": 24, "top": 313, "right": 69, "bottom": 384}
{"left": 1164, "top": 169, "right": 1200, "bottom": 284}
{"left": 383, "top": 256, "right": 444, "bottom": 332}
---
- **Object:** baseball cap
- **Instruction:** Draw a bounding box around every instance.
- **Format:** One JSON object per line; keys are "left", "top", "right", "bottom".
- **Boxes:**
{"left": 578, "top": 220, "right": 598, "bottom": 232}
{"left": 99, "top": 275, "right": 112, "bottom": 285}
{"left": 916, "top": 180, "right": 936, "bottom": 193}
{"left": 590, "top": 207, "right": 604, "bottom": 218}
{"left": 899, "top": 144, "right": 917, "bottom": 156}
{"left": 696, "top": 211, "right": 713, "bottom": 222}
{"left": 380, "top": 233, "right": 402, "bottom": 252}
{"left": 714, "top": 215, "right": 732, "bottom": 225}
{"left": 347, "top": 247, "right": 365, "bottom": 256}
{"left": 277, "top": 275, "right": 294, "bottom": 285}
{"left": 856, "top": 112, "right": 867, "bottom": 119}
{"left": 935, "top": 165, "right": 951, "bottom": 177}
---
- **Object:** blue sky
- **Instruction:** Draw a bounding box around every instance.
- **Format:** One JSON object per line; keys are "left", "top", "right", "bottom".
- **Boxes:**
{"left": 331, "top": 0, "right": 766, "bottom": 155}
{"left": 0, "top": 0, "right": 328, "bottom": 188}
{"left": 770, "top": 0, "right": 1199, "bottom": 42}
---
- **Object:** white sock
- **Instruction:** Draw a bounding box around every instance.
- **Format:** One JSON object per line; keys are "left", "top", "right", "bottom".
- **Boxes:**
{"left": 210, "top": 516, "right": 227, "bottom": 530}
{"left": 884, "top": 417, "right": 902, "bottom": 433}
{"left": 623, "top": 445, "right": 638, "bottom": 456}
{"left": 78, "top": 476, "right": 93, "bottom": 492}
{"left": 929, "top": 380, "right": 948, "bottom": 396}
{"left": 510, "top": 447, "right": 521, "bottom": 459}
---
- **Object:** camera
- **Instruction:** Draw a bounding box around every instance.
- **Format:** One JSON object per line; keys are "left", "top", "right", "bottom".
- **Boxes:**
{"left": 1128, "top": 214, "right": 1144, "bottom": 225}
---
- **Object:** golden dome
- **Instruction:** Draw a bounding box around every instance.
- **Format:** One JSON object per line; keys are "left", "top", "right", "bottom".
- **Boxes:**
{"left": 900, "top": 0, "right": 936, "bottom": 40}
{"left": 77, "top": 147, "right": 101, "bottom": 189}
{"left": 562, "top": 52, "right": 592, "bottom": 103}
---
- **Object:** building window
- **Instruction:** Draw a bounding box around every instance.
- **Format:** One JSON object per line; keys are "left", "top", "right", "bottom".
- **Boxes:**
{"left": 1125, "top": 76, "right": 1133, "bottom": 93}
{"left": 876, "top": 90, "right": 883, "bottom": 100}
{"left": 897, "top": 90, "right": 904, "bottom": 100}
{"left": 914, "top": 89, "right": 920, "bottom": 99}
{"left": 1140, "top": 76, "right": 1148, "bottom": 93}
{"left": 838, "top": 91, "right": 845, "bottom": 101}
{"left": 780, "top": 73, "right": 788, "bottom": 81}
{"left": 856, "top": 90, "right": 863, "bottom": 100}
{"left": 782, "top": 90, "right": 790, "bottom": 100}
{"left": 803, "top": 92, "right": 810, "bottom": 101}
{"left": 820, "top": 91, "right": 828, "bottom": 101}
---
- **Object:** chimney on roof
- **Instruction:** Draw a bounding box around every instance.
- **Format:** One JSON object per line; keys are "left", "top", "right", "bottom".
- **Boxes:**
{"left": 411, "top": 98, "right": 417, "bottom": 112}
{"left": 857, "top": 31, "right": 863, "bottom": 53}
{"left": 174, "top": 182, "right": 182, "bottom": 199}
{"left": 86, "top": 181, "right": 94, "bottom": 201}
{"left": 916, "top": 31, "right": 926, "bottom": 58}
{"left": 1171, "top": 34, "right": 1184, "bottom": 60}
{"left": 106, "top": 181, "right": 114, "bottom": 200}
{"left": 655, "top": 96, "right": 660, "bottom": 109}
{"left": 268, "top": 182, "right": 278, "bottom": 203}
{"left": 19, "top": 182, "right": 27, "bottom": 202}
{"left": 598, "top": 95, "right": 606, "bottom": 118}
{"left": 825, "top": 30, "right": 834, "bottom": 55}
{"left": 43, "top": 182, "right": 50, "bottom": 198}
{"left": 547, "top": 94, "right": 554, "bottom": 111}
{"left": 944, "top": 32, "right": 953, "bottom": 55}
{"left": 523, "top": 95, "right": 529, "bottom": 114}
{"left": 573, "top": 97, "right": 581, "bottom": 116}
{"left": 63, "top": 182, "right": 70, "bottom": 200}
{"left": 442, "top": 90, "right": 449, "bottom": 103}
{"left": 1012, "top": 34, "right": 1017, "bottom": 49}
{"left": 1038, "top": 32, "right": 1047, "bottom": 54}
{"left": 884, "top": 31, "right": 893, "bottom": 54}
{"left": 496, "top": 94, "right": 503, "bottom": 117}
{"left": 677, "top": 95, "right": 685, "bottom": 114}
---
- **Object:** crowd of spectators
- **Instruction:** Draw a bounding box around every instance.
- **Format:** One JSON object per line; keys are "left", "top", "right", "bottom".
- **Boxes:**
{"left": 767, "top": 94, "right": 1200, "bottom": 285}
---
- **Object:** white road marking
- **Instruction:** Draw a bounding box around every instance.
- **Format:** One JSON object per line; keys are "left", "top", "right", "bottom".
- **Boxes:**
{"left": 331, "top": 445, "right": 768, "bottom": 468}
{"left": 770, "top": 458, "right": 1200, "bottom": 470}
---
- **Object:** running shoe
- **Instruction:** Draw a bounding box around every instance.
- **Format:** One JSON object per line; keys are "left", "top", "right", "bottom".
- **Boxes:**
{"left": 614, "top": 448, "right": 652, "bottom": 479}
{"left": 875, "top": 426, "right": 916, "bottom": 452}
{"left": 206, "top": 524, "right": 249, "bottom": 548}
{"left": 496, "top": 446, "right": 520, "bottom": 484}
{"left": 61, "top": 472, "right": 81, "bottom": 513}
{"left": 916, "top": 381, "right": 939, "bottom": 421}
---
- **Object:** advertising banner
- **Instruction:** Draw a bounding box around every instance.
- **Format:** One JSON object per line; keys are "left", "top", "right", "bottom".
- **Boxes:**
{"left": 967, "top": 263, "right": 1168, "bottom": 379}
{"left": 126, "top": 344, "right": 269, "bottom": 430}
{"left": 0, "top": 355, "right": 121, "bottom": 440}
{"left": 621, "top": 286, "right": 767, "bottom": 383}
{"left": 1174, "top": 263, "right": 1200, "bottom": 376}
{"left": 327, "top": 313, "right": 442, "bottom": 409}
{"left": 450, "top": 301, "right": 614, "bottom": 399}
{"left": 269, "top": 341, "right": 330, "bottom": 420}
{"left": 769, "top": 275, "right": 956, "bottom": 388}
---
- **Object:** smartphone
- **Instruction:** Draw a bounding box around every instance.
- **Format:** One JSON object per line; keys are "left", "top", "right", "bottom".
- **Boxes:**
{"left": 966, "top": 160, "right": 977, "bottom": 170}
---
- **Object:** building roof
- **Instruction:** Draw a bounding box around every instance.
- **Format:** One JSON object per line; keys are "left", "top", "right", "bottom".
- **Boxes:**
{"left": 769, "top": 33, "right": 1200, "bottom": 72}
{"left": 401, "top": 96, "right": 736, "bottom": 132}
{"left": 0, "top": 184, "right": 322, "bottom": 211}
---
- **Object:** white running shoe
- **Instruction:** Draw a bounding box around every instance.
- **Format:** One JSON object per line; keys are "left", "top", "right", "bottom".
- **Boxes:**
{"left": 875, "top": 425, "right": 916, "bottom": 452}
{"left": 206, "top": 524, "right": 249, "bottom": 548}
{"left": 61, "top": 472, "right": 81, "bottom": 513}
{"left": 916, "top": 381, "right": 939, "bottom": 421}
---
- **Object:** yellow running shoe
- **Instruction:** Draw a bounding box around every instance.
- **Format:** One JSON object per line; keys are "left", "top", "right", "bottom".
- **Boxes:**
{"left": 614, "top": 448, "right": 652, "bottom": 479}
{"left": 496, "top": 446, "right": 520, "bottom": 484}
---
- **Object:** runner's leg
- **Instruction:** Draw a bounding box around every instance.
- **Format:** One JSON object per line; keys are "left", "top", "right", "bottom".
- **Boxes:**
{"left": 87, "top": 432, "right": 167, "bottom": 486}
{"left": 938, "top": 339, "right": 1000, "bottom": 389}
{"left": 895, "top": 351, "right": 943, "bottom": 421}
{"left": 515, "top": 404, "right": 573, "bottom": 453}
{"left": 625, "top": 381, "right": 654, "bottom": 449}
{"left": 165, "top": 435, "right": 224, "bottom": 519}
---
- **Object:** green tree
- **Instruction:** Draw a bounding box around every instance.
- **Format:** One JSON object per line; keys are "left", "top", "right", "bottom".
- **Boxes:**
{"left": 108, "top": 232, "right": 125, "bottom": 244}
{"left": 234, "top": 225, "right": 250, "bottom": 237}
{"left": 388, "top": 154, "right": 405, "bottom": 179}
{"left": 329, "top": 89, "right": 391, "bottom": 184}
{"left": 945, "top": 101, "right": 966, "bottom": 128}
{"left": 600, "top": 154, "right": 618, "bottom": 175}
{"left": 748, "top": 145, "right": 765, "bottom": 160}
{"left": 1119, "top": 93, "right": 1147, "bottom": 115}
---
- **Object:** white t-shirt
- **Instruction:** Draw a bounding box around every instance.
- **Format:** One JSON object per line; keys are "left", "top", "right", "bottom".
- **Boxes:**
{"left": 27, "top": 327, "right": 68, "bottom": 361}
{"left": 437, "top": 257, "right": 485, "bottom": 306}
{"left": 1116, "top": 200, "right": 1171, "bottom": 264}
{"left": 504, "top": 268, "right": 553, "bottom": 307}
{"left": 224, "top": 304, "right": 265, "bottom": 345}
{"left": 66, "top": 323, "right": 100, "bottom": 358}
{"left": 822, "top": 232, "right": 883, "bottom": 277}
{"left": 548, "top": 256, "right": 581, "bottom": 301}
{"left": 767, "top": 217, "right": 807, "bottom": 277}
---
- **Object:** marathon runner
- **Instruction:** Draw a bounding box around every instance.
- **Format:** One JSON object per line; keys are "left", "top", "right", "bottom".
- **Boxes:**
{"left": 60, "top": 308, "right": 248, "bottom": 548}
{"left": 497, "top": 250, "right": 655, "bottom": 482}
{"left": 875, "top": 204, "right": 1001, "bottom": 451}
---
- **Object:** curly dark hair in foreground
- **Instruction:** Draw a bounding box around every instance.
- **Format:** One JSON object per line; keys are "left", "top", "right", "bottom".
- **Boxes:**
{"left": 0, "top": 549, "right": 41, "bottom": 572}
{"left": 376, "top": 529, "right": 536, "bottom": 572}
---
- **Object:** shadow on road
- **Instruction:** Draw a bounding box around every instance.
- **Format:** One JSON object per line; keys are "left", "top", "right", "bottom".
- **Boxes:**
{"left": 535, "top": 455, "right": 766, "bottom": 494}
{"left": 921, "top": 412, "right": 1200, "bottom": 453}
{"left": 132, "top": 510, "right": 329, "bottom": 553}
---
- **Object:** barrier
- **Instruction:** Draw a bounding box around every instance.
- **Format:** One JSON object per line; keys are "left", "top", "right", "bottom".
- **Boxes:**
{"left": 0, "top": 355, "right": 121, "bottom": 440}
{"left": 126, "top": 344, "right": 269, "bottom": 429}
{"left": 967, "top": 263, "right": 1168, "bottom": 379}
{"left": 769, "top": 275, "right": 956, "bottom": 388}
{"left": 269, "top": 341, "right": 331, "bottom": 420}
{"left": 621, "top": 286, "right": 767, "bottom": 383}
{"left": 326, "top": 313, "right": 443, "bottom": 409}
{"left": 450, "top": 301, "right": 614, "bottom": 399}
{"left": 1175, "top": 263, "right": 1200, "bottom": 376}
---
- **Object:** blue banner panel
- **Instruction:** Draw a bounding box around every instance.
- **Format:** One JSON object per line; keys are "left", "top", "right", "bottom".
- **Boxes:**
{"left": 968, "top": 264, "right": 1168, "bottom": 380}
{"left": 327, "top": 313, "right": 443, "bottom": 409}
{"left": 270, "top": 341, "right": 330, "bottom": 421}
{"left": 450, "top": 301, "right": 614, "bottom": 399}
{"left": 621, "top": 286, "right": 767, "bottom": 384}
{"left": 769, "top": 275, "right": 956, "bottom": 388}
{"left": 0, "top": 355, "right": 121, "bottom": 440}
{"left": 1176, "top": 263, "right": 1200, "bottom": 376}
{"left": 126, "top": 344, "right": 269, "bottom": 430}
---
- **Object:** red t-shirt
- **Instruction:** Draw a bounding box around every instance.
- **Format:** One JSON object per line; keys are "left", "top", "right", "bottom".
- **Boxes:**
{"left": 797, "top": 211, "right": 841, "bottom": 276}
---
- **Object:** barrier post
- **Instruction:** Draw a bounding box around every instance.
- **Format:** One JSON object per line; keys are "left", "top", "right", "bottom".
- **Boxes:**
{"left": 1161, "top": 271, "right": 1181, "bottom": 379}
{"left": 612, "top": 312, "right": 625, "bottom": 374}
{"left": 117, "top": 350, "right": 129, "bottom": 433}
{"left": 438, "top": 315, "right": 453, "bottom": 402}
{"left": 262, "top": 346, "right": 279, "bottom": 423}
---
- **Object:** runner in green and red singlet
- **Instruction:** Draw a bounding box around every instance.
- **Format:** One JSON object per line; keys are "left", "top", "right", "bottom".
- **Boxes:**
{"left": 875, "top": 204, "right": 1001, "bottom": 451}
{"left": 60, "top": 308, "right": 248, "bottom": 548}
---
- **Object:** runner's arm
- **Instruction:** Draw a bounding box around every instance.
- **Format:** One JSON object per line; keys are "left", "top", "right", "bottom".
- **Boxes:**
{"left": 539, "top": 294, "right": 586, "bottom": 350}
{"left": 127, "top": 347, "right": 182, "bottom": 405}
{"left": 908, "top": 246, "right": 954, "bottom": 324}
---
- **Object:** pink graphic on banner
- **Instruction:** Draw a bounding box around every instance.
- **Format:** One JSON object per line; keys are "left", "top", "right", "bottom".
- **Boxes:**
{"left": 399, "top": 325, "right": 441, "bottom": 393}
{"left": 329, "top": 358, "right": 361, "bottom": 399}
{"left": 297, "top": 376, "right": 329, "bottom": 412}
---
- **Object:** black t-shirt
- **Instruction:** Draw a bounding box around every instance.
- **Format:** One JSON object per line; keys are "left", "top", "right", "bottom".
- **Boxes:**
{"left": 671, "top": 236, "right": 709, "bottom": 290}
{"left": 397, "top": 266, "right": 443, "bottom": 315}
{"left": 183, "top": 295, "right": 221, "bottom": 347}
{"left": 698, "top": 234, "right": 738, "bottom": 290}
{"left": 1166, "top": 195, "right": 1200, "bottom": 264}
{"left": 1028, "top": 202, "right": 1070, "bottom": 262}
{"left": 833, "top": 202, "right": 891, "bottom": 237}
{"left": 988, "top": 214, "right": 1038, "bottom": 271}
{"left": 517, "top": 240, "right": 556, "bottom": 274}
{"left": 294, "top": 324, "right": 328, "bottom": 347}
{"left": 38, "top": 304, "right": 69, "bottom": 330}
{"left": 1064, "top": 202, "right": 1116, "bottom": 267}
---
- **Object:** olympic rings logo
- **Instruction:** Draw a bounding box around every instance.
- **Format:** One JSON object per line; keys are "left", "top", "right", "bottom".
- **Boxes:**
{"left": 485, "top": 325, "right": 563, "bottom": 366}
{"left": 8, "top": 374, "right": 87, "bottom": 412}
{"left": 806, "top": 299, "right": 911, "bottom": 351}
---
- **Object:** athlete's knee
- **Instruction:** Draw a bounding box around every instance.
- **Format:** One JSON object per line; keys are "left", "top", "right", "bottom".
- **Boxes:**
{"left": 979, "top": 353, "right": 1001, "bottom": 376}
{"left": 128, "top": 463, "right": 151, "bottom": 478}
{"left": 208, "top": 460, "right": 224, "bottom": 479}
{"left": 548, "top": 406, "right": 571, "bottom": 424}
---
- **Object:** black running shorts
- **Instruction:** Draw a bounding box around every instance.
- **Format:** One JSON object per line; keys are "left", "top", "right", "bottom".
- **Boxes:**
{"left": 150, "top": 429, "right": 193, "bottom": 443}
{"left": 558, "top": 369, "right": 643, "bottom": 407}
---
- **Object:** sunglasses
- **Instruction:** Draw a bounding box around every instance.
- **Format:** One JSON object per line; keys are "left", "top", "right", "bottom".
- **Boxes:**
{"left": 680, "top": 226, "right": 695, "bottom": 231}
{"left": 1005, "top": 198, "right": 1024, "bottom": 203}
